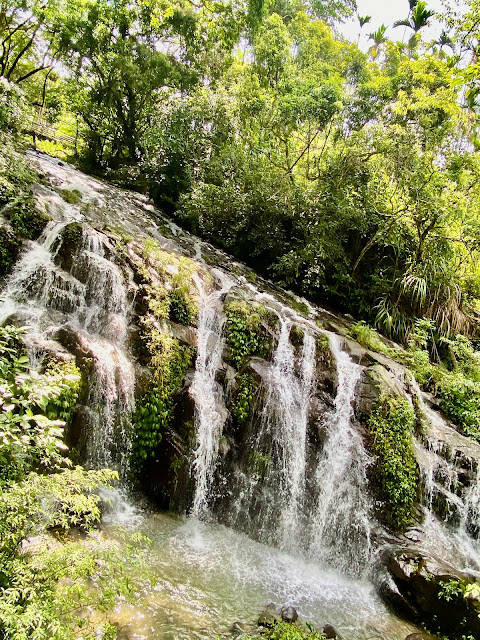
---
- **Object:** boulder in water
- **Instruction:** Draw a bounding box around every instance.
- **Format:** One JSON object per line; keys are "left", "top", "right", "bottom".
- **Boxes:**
{"left": 384, "top": 548, "right": 480, "bottom": 638}
{"left": 280, "top": 606, "right": 298, "bottom": 623}
{"left": 322, "top": 623, "right": 342, "bottom": 639}
{"left": 258, "top": 603, "right": 281, "bottom": 627}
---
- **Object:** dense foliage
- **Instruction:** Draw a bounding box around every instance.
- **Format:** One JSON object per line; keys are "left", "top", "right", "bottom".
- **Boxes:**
{"left": 0, "top": 323, "right": 144, "bottom": 639}
{"left": 130, "top": 240, "right": 197, "bottom": 476}
{"left": 4, "top": 0, "right": 480, "bottom": 346}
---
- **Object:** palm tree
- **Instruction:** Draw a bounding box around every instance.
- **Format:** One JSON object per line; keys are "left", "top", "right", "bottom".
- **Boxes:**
{"left": 357, "top": 14, "right": 371, "bottom": 45}
{"left": 368, "top": 24, "right": 388, "bottom": 60}
{"left": 394, "top": 1, "right": 435, "bottom": 34}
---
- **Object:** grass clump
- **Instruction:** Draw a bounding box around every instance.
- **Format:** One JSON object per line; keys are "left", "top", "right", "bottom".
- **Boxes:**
{"left": 350, "top": 321, "right": 394, "bottom": 356}
{"left": 366, "top": 397, "right": 419, "bottom": 531}
{"left": 60, "top": 188, "right": 82, "bottom": 205}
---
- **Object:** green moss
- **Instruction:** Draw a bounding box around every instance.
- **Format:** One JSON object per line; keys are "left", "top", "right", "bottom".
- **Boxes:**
{"left": 366, "top": 397, "right": 419, "bottom": 531}
{"left": 231, "top": 373, "right": 258, "bottom": 425}
{"left": 290, "top": 299, "right": 310, "bottom": 316}
{"left": 350, "top": 321, "right": 394, "bottom": 356}
{"left": 141, "top": 238, "right": 198, "bottom": 326}
{"left": 0, "top": 226, "right": 21, "bottom": 276}
{"left": 290, "top": 325, "right": 304, "bottom": 349}
{"left": 59, "top": 188, "right": 82, "bottom": 205}
{"left": 225, "top": 298, "right": 275, "bottom": 369}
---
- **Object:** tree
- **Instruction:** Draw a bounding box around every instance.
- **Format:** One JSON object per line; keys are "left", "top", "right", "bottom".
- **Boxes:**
{"left": 368, "top": 24, "right": 388, "bottom": 59}
{"left": 357, "top": 14, "right": 371, "bottom": 44}
{"left": 62, "top": 0, "right": 202, "bottom": 166}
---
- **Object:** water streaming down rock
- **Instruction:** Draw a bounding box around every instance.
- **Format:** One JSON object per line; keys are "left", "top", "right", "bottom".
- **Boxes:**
{"left": 0, "top": 214, "right": 135, "bottom": 472}
{"left": 310, "top": 333, "right": 374, "bottom": 576}
{"left": 11, "top": 154, "right": 480, "bottom": 637}
{"left": 412, "top": 386, "right": 480, "bottom": 571}
{"left": 260, "top": 319, "right": 316, "bottom": 548}
{"left": 190, "top": 270, "right": 234, "bottom": 517}
{"left": 0, "top": 221, "right": 68, "bottom": 326}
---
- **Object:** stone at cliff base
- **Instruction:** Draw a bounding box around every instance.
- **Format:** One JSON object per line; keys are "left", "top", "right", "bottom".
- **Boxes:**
{"left": 405, "top": 633, "right": 437, "bottom": 640}
{"left": 258, "top": 603, "right": 281, "bottom": 627}
{"left": 322, "top": 623, "right": 342, "bottom": 639}
{"left": 385, "top": 548, "right": 480, "bottom": 638}
{"left": 280, "top": 606, "right": 298, "bottom": 623}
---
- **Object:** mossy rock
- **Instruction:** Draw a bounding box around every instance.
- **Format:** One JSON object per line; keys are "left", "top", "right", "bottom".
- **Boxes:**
{"left": 59, "top": 188, "right": 83, "bottom": 205}
{"left": 357, "top": 363, "right": 407, "bottom": 415}
{"left": 5, "top": 194, "right": 50, "bottom": 241}
{"left": 0, "top": 226, "right": 21, "bottom": 276}
{"left": 54, "top": 222, "right": 83, "bottom": 272}
{"left": 290, "top": 325, "right": 304, "bottom": 350}
{"left": 365, "top": 396, "right": 419, "bottom": 531}
{"left": 224, "top": 295, "right": 278, "bottom": 370}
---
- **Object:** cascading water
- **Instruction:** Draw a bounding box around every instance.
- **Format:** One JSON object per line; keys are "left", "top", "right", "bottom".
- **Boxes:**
{"left": 0, "top": 221, "right": 68, "bottom": 325}
{"left": 190, "top": 270, "right": 234, "bottom": 517}
{"left": 11, "top": 153, "right": 480, "bottom": 638}
{"left": 259, "top": 318, "right": 316, "bottom": 548}
{"left": 0, "top": 210, "right": 135, "bottom": 472}
{"left": 310, "top": 333, "right": 374, "bottom": 575}
{"left": 412, "top": 385, "right": 480, "bottom": 572}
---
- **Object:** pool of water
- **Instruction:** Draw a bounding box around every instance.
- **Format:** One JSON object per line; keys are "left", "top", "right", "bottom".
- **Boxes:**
{"left": 100, "top": 498, "right": 419, "bottom": 640}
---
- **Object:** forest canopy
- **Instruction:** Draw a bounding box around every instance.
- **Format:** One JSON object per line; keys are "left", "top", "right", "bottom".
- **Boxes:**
{"left": 4, "top": 0, "right": 480, "bottom": 343}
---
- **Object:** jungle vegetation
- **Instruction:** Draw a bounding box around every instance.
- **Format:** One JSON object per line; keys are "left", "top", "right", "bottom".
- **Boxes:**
{"left": 3, "top": 0, "right": 480, "bottom": 346}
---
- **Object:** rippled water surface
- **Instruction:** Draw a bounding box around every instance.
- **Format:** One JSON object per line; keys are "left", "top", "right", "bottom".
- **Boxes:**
{"left": 101, "top": 508, "right": 418, "bottom": 640}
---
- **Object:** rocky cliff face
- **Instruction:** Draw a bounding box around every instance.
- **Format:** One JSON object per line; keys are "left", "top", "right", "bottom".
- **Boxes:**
{"left": 3, "top": 152, "right": 480, "bottom": 638}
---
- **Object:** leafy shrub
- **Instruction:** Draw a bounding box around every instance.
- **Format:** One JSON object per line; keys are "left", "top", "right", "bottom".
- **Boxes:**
{"left": 225, "top": 298, "right": 274, "bottom": 369}
{"left": 437, "top": 374, "right": 480, "bottom": 441}
{"left": 231, "top": 373, "right": 258, "bottom": 425}
{"left": 0, "top": 324, "right": 145, "bottom": 639}
{"left": 0, "top": 326, "right": 81, "bottom": 483}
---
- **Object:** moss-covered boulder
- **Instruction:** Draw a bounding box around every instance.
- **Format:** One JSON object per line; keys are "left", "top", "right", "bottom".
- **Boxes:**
{"left": 0, "top": 225, "right": 21, "bottom": 276}
{"left": 365, "top": 397, "right": 419, "bottom": 531}
{"left": 54, "top": 222, "right": 83, "bottom": 272}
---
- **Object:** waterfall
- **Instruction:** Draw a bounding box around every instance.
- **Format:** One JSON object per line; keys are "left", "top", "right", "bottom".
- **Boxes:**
{"left": 190, "top": 270, "right": 234, "bottom": 517}
{"left": 0, "top": 218, "right": 135, "bottom": 473}
{"left": 412, "top": 386, "right": 480, "bottom": 571}
{"left": 259, "top": 319, "right": 316, "bottom": 548}
{"left": 0, "top": 221, "right": 68, "bottom": 325}
{"left": 310, "top": 333, "right": 374, "bottom": 576}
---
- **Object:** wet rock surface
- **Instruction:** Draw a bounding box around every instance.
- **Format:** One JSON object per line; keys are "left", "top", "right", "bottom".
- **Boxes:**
{"left": 384, "top": 548, "right": 480, "bottom": 638}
